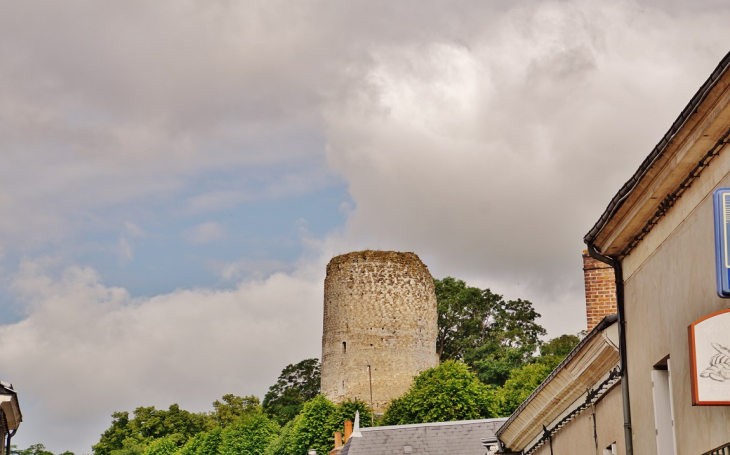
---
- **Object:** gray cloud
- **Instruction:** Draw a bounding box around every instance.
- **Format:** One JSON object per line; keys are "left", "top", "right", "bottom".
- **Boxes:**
{"left": 0, "top": 0, "right": 729, "bottom": 453}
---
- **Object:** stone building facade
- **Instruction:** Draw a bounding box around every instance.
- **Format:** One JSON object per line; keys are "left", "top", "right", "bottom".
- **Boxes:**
{"left": 321, "top": 251, "right": 439, "bottom": 413}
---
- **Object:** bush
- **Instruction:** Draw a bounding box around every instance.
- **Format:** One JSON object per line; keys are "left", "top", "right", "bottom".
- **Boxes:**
{"left": 219, "top": 414, "right": 279, "bottom": 455}
{"left": 382, "top": 361, "right": 493, "bottom": 425}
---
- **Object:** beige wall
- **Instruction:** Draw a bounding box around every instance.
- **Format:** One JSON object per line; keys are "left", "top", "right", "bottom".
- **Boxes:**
{"left": 624, "top": 169, "right": 730, "bottom": 454}
{"left": 532, "top": 385, "right": 624, "bottom": 455}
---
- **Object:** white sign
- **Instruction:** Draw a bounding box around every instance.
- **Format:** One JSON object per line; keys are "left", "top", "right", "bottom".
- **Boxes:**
{"left": 689, "top": 309, "right": 730, "bottom": 405}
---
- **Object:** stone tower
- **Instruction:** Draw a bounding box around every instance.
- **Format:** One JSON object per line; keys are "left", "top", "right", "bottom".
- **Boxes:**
{"left": 320, "top": 250, "right": 439, "bottom": 413}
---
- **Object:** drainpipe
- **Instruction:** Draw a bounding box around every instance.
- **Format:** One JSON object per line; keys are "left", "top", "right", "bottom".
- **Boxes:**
{"left": 586, "top": 243, "right": 633, "bottom": 455}
{"left": 6, "top": 429, "right": 15, "bottom": 455}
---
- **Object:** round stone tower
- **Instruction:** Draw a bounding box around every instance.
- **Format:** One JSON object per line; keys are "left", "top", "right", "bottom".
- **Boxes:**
{"left": 321, "top": 250, "right": 439, "bottom": 413}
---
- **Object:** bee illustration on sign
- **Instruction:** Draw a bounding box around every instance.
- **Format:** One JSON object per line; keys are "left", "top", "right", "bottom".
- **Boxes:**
{"left": 700, "top": 342, "right": 730, "bottom": 382}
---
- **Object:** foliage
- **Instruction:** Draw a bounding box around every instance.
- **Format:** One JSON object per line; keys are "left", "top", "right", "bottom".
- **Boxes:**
{"left": 287, "top": 396, "right": 339, "bottom": 455}
{"left": 263, "top": 417, "right": 298, "bottom": 455}
{"left": 434, "top": 278, "right": 546, "bottom": 389}
{"left": 219, "top": 413, "right": 280, "bottom": 455}
{"left": 381, "top": 361, "right": 493, "bottom": 425}
{"left": 177, "top": 430, "right": 222, "bottom": 455}
{"left": 92, "top": 400, "right": 220, "bottom": 455}
{"left": 488, "top": 335, "right": 579, "bottom": 417}
{"left": 488, "top": 362, "right": 555, "bottom": 417}
{"left": 265, "top": 397, "right": 371, "bottom": 455}
{"left": 142, "top": 437, "right": 178, "bottom": 455}
{"left": 336, "top": 399, "right": 372, "bottom": 428}
{"left": 540, "top": 334, "right": 580, "bottom": 359}
{"left": 263, "top": 359, "right": 321, "bottom": 426}
{"left": 212, "top": 394, "right": 261, "bottom": 428}
{"left": 12, "top": 444, "right": 56, "bottom": 455}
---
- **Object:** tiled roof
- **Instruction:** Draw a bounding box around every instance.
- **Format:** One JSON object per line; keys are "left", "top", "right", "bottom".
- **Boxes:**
{"left": 339, "top": 418, "right": 507, "bottom": 455}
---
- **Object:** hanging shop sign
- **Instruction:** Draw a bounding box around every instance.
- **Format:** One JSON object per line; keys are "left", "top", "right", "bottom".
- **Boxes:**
{"left": 714, "top": 189, "right": 730, "bottom": 297}
{"left": 689, "top": 309, "right": 730, "bottom": 405}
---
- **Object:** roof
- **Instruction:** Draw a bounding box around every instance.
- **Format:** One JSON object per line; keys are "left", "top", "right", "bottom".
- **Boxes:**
{"left": 0, "top": 381, "right": 22, "bottom": 430}
{"left": 496, "top": 314, "right": 620, "bottom": 452}
{"left": 340, "top": 418, "right": 508, "bottom": 455}
{"left": 585, "top": 50, "right": 730, "bottom": 257}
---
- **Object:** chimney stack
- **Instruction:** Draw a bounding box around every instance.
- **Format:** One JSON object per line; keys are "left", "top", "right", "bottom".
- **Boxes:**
{"left": 344, "top": 420, "right": 352, "bottom": 442}
{"left": 582, "top": 250, "right": 617, "bottom": 331}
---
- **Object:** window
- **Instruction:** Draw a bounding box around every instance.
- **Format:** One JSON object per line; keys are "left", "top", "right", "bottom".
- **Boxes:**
{"left": 342, "top": 341, "right": 347, "bottom": 354}
{"left": 603, "top": 443, "right": 617, "bottom": 455}
{"left": 652, "top": 357, "right": 677, "bottom": 455}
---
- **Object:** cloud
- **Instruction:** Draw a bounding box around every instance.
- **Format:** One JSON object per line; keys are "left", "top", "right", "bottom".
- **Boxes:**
{"left": 183, "top": 222, "right": 226, "bottom": 245}
{"left": 1, "top": 258, "right": 324, "bottom": 453}
{"left": 321, "top": 0, "right": 730, "bottom": 333}
{"left": 0, "top": 1, "right": 730, "bottom": 454}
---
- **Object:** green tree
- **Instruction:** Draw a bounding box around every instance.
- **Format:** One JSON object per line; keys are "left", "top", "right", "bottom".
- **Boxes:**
{"left": 178, "top": 429, "right": 222, "bottom": 455}
{"left": 263, "top": 359, "right": 321, "bottom": 426}
{"left": 219, "top": 413, "right": 279, "bottom": 455}
{"left": 142, "top": 437, "right": 178, "bottom": 455}
{"left": 13, "top": 444, "right": 55, "bottom": 455}
{"left": 287, "top": 396, "right": 338, "bottom": 455}
{"left": 212, "top": 394, "right": 261, "bottom": 428}
{"left": 265, "top": 398, "right": 371, "bottom": 455}
{"left": 435, "top": 277, "right": 546, "bottom": 388}
{"left": 488, "top": 361, "right": 556, "bottom": 417}
{"left": 93, "top": 412, "right": 134, "bottom": 455}
{"left": 540, "top": 334, "right": 580, "bottom": 359}
{"left": 263, "top": 418, "right": 298, "bottom": 455}
{"left": 93, "top": 404, "right": 211, "bottom": 455}
{"left": 336, "top": 399, "right": 372, "bottom": 428}
{"left": 381, "top": 361, "right": 493, "bottom": 425}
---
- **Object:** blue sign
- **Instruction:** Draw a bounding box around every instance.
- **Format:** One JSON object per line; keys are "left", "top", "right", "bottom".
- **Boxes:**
{"left": 714, "top": 189, "right": 730, "bottom": 297}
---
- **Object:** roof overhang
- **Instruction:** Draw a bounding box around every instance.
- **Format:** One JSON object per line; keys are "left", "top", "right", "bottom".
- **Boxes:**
{"left": 496, "top": 315, "right": 619, "bottom": 452}
{"left": 585, "top": 51, "right": 730, "bottom": 258}
{"left": 0, "top": 389, "right": 22, "bottom": 430}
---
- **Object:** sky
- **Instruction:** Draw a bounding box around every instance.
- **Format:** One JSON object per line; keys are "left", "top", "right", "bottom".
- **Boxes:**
{"left": 0, "top": 1, "right": 729, "bottom": 453}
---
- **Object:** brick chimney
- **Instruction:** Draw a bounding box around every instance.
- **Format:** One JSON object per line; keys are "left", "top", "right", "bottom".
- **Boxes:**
{"left": 582, "top": 250, "right": 617, "bottom": 331}
{"left": 344, "top": 420, "right": 352, "bottom": 442}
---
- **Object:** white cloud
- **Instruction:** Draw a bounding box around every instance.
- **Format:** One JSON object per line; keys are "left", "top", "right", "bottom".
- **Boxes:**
{"left": 1, "top": 258, "right": 324, "bottom": 453}
{"left": 183, "top": 222, "right": 226, "bottom": 245}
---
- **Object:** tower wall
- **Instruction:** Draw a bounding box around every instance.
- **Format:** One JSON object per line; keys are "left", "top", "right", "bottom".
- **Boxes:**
{"left": 321, "top": 251, "right": 439, "bottom": 413}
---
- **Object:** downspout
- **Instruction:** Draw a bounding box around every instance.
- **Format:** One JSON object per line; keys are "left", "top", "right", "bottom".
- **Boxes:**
{"left": 586, "top": 243, "right": 633, "bottom": 455}
{"left": 6, "top": 429, "right": 16, "bottom": 455}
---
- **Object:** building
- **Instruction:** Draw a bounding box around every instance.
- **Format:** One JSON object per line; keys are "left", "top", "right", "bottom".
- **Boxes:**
{"left": 495, "top": 253, "right": 622, "bottom": 454}
{"left": 584, "top": 50, "right": 730, "bottom": 454}
{"left": 321, "top": 251, "right": 439, "bottom": 412}
{"left": 496, "top": 314, "right": 622, "bottom": 455}
{"left": 337, "top": 416, "right": 507, "bottom": 455}
{"left": 0, "top": 382, "right": 21, "bottom": 455}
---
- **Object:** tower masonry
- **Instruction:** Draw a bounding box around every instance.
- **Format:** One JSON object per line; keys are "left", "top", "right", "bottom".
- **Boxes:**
{"left": 320, "top": 250, "right": 439, "bottom": 413}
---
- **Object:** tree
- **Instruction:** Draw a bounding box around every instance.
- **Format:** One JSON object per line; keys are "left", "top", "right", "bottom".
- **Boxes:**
{"left": 336, "top": 399, "right": 372, "bottom": 429}
{"left": 263, "top": 359, "right": 321, "bottom": 426}
{"left": 212, "top": 394, "right": 261, "bottom": 428}
{"left": 13, "top": 444, "right": 55, "bottom": 455}
{"left": 219, "top": 413, "right": 279, "bottom": 455}
{"left": 141, "top": 437, "right": 178, "bottom": 455}
{"left": 488, "top": 362, "right": 555, "bottom": 417}
{"left": 263, "top": 418, "right": 298, "bottom": 455}
{"left": 540, "top": 334, "right": 580, "bottom": 359}
{"left": 488, "top": 334, "right": 580, "bottom": 417}
{"left": 178, "top": 430, "right": 222, "bottom": 455}
{"left": 287, "top": 396, "right": 339, "bottom": 455}
{"left": 93, "top": 404, "right": 212, "bottom": 455}
{"left": 381, "top": 361, "right": 493, "bottom": 425}
{"left": 434, "top": 277, "right": 546, "bottom": 388}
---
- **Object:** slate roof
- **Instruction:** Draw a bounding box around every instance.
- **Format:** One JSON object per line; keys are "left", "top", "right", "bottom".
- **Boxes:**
{"left": 339, "top": 418, "right": 507, "bottom": 455}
